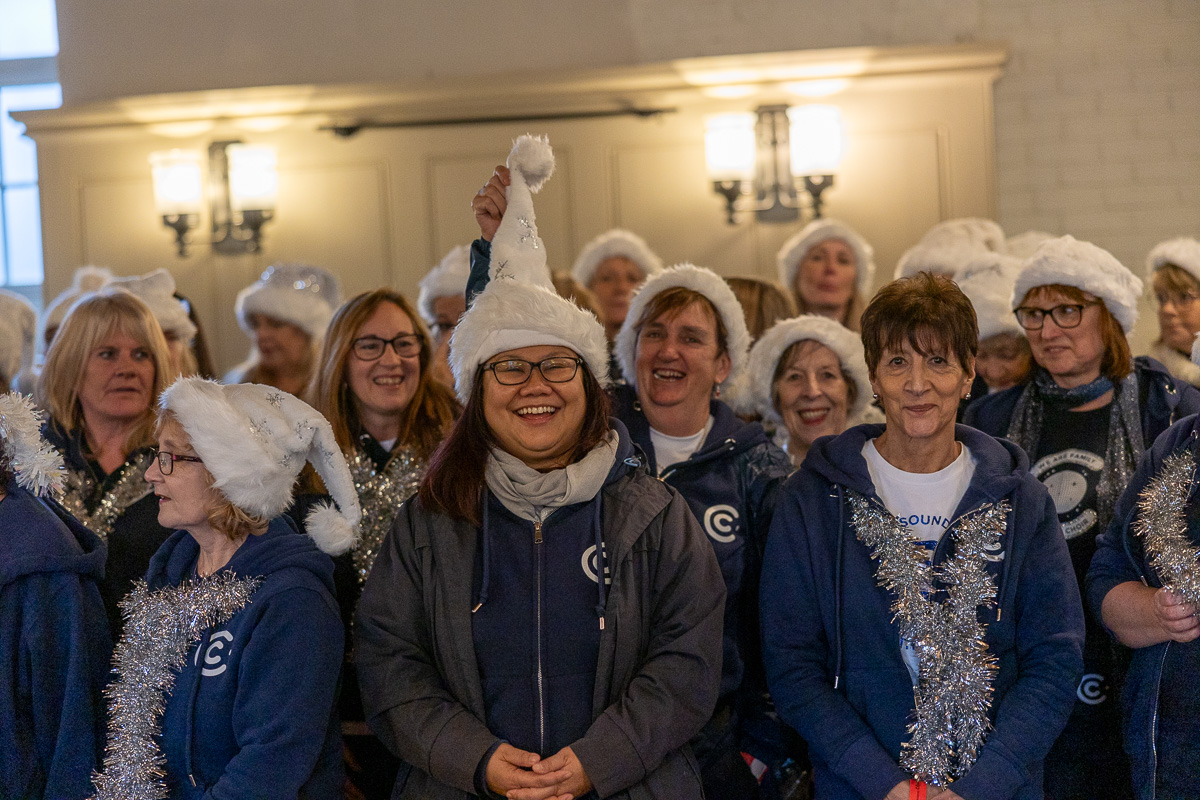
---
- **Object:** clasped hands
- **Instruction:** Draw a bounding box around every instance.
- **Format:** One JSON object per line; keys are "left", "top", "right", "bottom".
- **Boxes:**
{"left": 486, "top": 742, "right": 592, "bottom": 800}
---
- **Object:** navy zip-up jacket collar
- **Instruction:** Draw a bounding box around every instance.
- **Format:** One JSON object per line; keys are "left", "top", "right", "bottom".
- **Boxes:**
{"left": 762, "top": 423, "right": 1084, "bottom": 800}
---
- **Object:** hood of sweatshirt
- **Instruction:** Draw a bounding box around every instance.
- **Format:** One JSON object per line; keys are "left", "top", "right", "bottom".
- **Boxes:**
{"left": 145, "top": 515, "right": 335, "bottom": 594}
{"left": 0, "top": 480, "right": 106, "bottom": 588}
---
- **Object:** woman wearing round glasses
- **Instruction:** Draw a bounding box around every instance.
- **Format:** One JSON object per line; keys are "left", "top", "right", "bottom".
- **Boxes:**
{"left": 965, "top": 235, "right": 1200, "bottom": 799}
{"left": 305, "top": 288, "right": 460, "bottom": 799}
{"left": 1144, "top": 237, "right": 1200, "bottom": 387}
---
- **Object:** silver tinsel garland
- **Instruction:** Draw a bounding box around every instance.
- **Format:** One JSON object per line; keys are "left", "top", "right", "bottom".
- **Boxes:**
{"left": 849, "top": 491, "right": 1008, "bottom": 786}
{"left": 59, "top": 451, "right": 155, "bottom": 542}
{"left": 1133, "top": 449, "right": 1200, "bottom": 605}
{"left": 0, "top": 393, "right": 64, "bottom": 497}
{"left": 347, "top": 446, "right": 424, "bottom": 585}
{"left": 91, "top": 573, "right": 261, "bottom": 800}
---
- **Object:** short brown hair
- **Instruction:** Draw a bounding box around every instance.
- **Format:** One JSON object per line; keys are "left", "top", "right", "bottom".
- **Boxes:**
{"left": 419, "top": 358, "right": 612, "bottom": 525}
{"left": 1020, "top": 284, "right": 1132, "bottom": 383}
{"left": 154, "top": 413, "right": 268, "bottom": 541}
{"left": 861, "top": 272, "right": 978, "bottom": 377}
{"left": 634, "top": 287, "right": 729, "bottom": 356}
{"left": 727, "top": 277, "right": 798, "bottom": 342}
{"left": 1152, "top": 263, "right": 1200, "bottom": 298}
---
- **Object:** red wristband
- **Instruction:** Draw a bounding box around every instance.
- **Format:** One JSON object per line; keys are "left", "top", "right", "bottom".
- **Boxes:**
{"left": 909, "top": 779, "right": 927, "bottom": 800}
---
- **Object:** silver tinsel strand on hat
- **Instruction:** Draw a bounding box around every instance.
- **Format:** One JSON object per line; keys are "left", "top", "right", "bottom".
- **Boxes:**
{"left": 1134, "top": 449, "right": 1200, "bottom": 605}
{"left": 0, "top": 393, "right": 64, "bottom": 497}
{"left": 849, "top": 491, "right": 1007, "bottom": 786}
{"left": 348, "top": 445, "right": 424, "bottom": 585}
{"left": 59, "top": 452, "right": 155, "bottom": 542}
{"left": 91, "top": 574, "right": 261, "bottom": 800}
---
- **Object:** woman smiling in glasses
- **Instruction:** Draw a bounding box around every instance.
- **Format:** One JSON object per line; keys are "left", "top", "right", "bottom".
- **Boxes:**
{"left": 966, "top": 235, "right": 1200, "bottom": 800}
{"left": 305, "top": 288, "right": 460, "bottom": 799}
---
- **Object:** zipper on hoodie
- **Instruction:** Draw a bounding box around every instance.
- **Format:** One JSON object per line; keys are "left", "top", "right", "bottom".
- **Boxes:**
{"left": 534, "top": 519, "right": 546, "bottom": 754}
{"left": 1150, "top": 642, "right": 1168, "bottom": 799}
{"left": 658, "top": 438, "right": 737, "bottom": 482}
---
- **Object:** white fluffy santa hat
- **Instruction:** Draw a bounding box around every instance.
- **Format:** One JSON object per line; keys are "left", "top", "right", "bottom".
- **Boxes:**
{"left": 731, "top": 314, "right": 874, "bottom": 427}
{"left": 450, "top": 135, "right": 610, "bottom": 404}
{"left": 1145, "top": 237, "right": 1200, "bottom": 286}
{"left": 159, "top": 377, "right": 361, "bottom": 555}
{"left": 919, "top": 217, "right": 1007, "bottom": 254}
{"left": 0, "top": 289, "right": 35, "bottom": 390}
{"left": 108, "top": 269, "right": 197, "bottom": 343}
{"left": 235, "top": 263, "right": 342, "bottom": 339}
{"left": 955, "top": 252, "right": 1025, "bottom": 341}
{"left": 1006, "top": 230, "right": 1055, "bottom": 260}
{"left": 776, "top": 218, "right": 875, "bottom": 296}
{"left": 1011, "top": 235, "right": 1143, "bottom": 334}
{"left": 571, "top": 229, "right": 664, "bottom": 288}
{"left": 894, "top": 240, "right": 984, "bottom": 280}
{"left": 615, "top": 264, "right": 752, "bottom": 391}
{"left": 417, "top": 245, "right": 471, "bottom": 326}
{"left": 0, "top": 392, "right": 63, "bottom": 497}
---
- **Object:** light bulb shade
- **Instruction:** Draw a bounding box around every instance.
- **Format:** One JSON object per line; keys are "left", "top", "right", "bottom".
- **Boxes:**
{"left": 704, "top": 112, "right": 756, "bottom": 182}
{"left": 787, "top": 105, "right": 846, "bottom": 176}
{"left": 227, "top": 143, "right": 278, "bottom": 212}
{"left": 149, "top": 150, "right": 204, "bottom": 216}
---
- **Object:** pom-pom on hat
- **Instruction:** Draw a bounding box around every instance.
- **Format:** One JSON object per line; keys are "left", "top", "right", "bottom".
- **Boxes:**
{"left": 731, "top": 314, "right": 873, "bottom": 427}
{"left": 1006, "top": 230, "right": 1054, "bottom": 260}
{"left": 919, "top": 217, "right": 1007, "bottom": 254}
{"left": 0, "top": 392, "right": 64, "bottom": 497}
{"left": 235, "top": 263, "right": 342, "bottom": 339}
{"left": 1146, "top": 237, "right": 1200, "bottom": 286}
{"left": 417, "top": 245, "right": 471, "bottom": 325}
{"left": 571, "top": 229, "right": 664, "bottom": 288}
{"left": 108, "top": 269, "right": 197, "bottom": 343}
{"left": 1011, "top": 235, "right": 1143, "bottom": 334}
{"left": 159, "top": 377, "right": 361, "bottom": 555}
{"left": 450, "top": 135, "right": 610, "bottom": 404}
{"left": 615, "top": 264, "right": 752, "bottom": 391}
{"left": 955, "top": 253, "right": 1025, "bottom": 340}
{"left": 0, "top": 289, "right": 35, "bottom": 388}
{"left": 489, "top": 135, "right": 555, "bottom": 290}
{"left": 776, "top": 218, "right": 876, "bottom": 296}
{"left": 894, "top": 240, "right": 984, "bottom": 280}
{"left": 42, "top": 266, "right": 113, "bottom": 342}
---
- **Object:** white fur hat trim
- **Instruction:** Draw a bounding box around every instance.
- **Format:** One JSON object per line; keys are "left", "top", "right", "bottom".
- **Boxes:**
{"left": 919, "top": 217, "right": 1007, "bottom": 254}
{"left": 615, "top": 263, "right": 751, "bottom": 391}
{"left": 894, "top": 240, "right": 984, "bottom": 280}
{"left": 1011, "top": 235, "right": 1143, "bottom": 334}
{"left": 730, "top": 314, "right": 873, "bottom": 427}
{"left": 41, "top": 266, "right": 112, "bottom": 341}
{"left": 0, "top": 392, "right": 63, "bottom": 497}
{"left": 107, "top": 269, "right": 197, "bottom": 343}
{"left": 955, "top": 253, "right": 1025, "bottom": 341}
{"left": 0, "top": 289, "right": 35, "bottom": 388}
{"left": 776, "top": 218, "right": 876, "bottom": 296}
{"left": 449, "top": 280, "right": 610, "bottom": 403}
{"left": 1146, "top": 237, "right": 1200, "bottom": 285}
{"left": 235, "top": 263, "right": 341, "bottom": 339}
{"left": 417, "top": 245, "right": 471, "bottom": 325}
{"left": 571, "top": 229, "right": 664, "bottom": 288}
{"left": 489, "top": 135, "right": 555, "bottom": 290}
{"left": 1006, "top": 230, "right": 1055, "bottom": 260}
{"left": 159, "top": 377, "right": 361, "bottom": 555}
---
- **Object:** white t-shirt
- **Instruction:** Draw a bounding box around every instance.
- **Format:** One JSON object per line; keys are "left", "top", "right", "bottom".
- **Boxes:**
{"left": 650, "top": 416, "right": 714, "bottom": 476}
{"left": 862, "top": 439, "right": 977, "bottom": 684}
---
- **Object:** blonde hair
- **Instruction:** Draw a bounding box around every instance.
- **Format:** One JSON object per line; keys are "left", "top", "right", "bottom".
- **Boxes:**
{"left": 551, "top": 270, "right": 605, "bottom": 320}
{"left": 37, "top": 290, "right": 172, "bottom": 454}
{"left": 727, "top": 277, "right": 798, "bottom": 342}
{"left": 155, "top": 412, "right": 268, "bottom": 541}
{"left": 308, "top": 289, "right": 459, "bottom": 460}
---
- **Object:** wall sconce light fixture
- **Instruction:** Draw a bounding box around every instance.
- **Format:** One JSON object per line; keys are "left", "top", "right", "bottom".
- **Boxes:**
{"left": 149, "top": 141, "right": 278, "bottom": 256}
{"left": 705, "top": 104, "right": 845, "bottom": 225}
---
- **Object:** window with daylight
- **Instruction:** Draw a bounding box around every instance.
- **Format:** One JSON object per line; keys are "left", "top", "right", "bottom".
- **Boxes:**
{"left": 0, "top": 0, "right": 61, "bottom": 299}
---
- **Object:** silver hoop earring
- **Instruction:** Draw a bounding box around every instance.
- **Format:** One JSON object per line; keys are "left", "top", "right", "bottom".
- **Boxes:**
{"left": 964, "top": 391, "right": 971, "bottom": 401}
{"left": 872, "top": 393, "right": 878, "bottom": 401}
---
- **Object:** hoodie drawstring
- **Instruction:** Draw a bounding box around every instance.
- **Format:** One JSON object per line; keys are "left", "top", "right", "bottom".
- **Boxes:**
{"left": 834, "top": 485, "right": 846, "bottom": 690}
{"left": 473, "top": 496, "right": 492, "bottom": 613}
{"left": 593, "top": 495, "right": 608, "bottom": 629}
{"left": 184, "top": 634, "right": 206, "bottom": 786}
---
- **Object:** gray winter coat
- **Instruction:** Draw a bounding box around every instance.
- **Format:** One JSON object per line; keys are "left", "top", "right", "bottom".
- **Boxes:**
{"left": 355, "top": 461, "right": 726, "bottom": 799}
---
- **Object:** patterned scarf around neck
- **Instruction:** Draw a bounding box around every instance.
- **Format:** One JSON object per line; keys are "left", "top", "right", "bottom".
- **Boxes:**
{"left": 1006, "top": 366, "right": 1144, "bottom": 533}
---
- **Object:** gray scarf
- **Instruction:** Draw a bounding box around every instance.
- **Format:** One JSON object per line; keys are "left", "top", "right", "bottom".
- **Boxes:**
{"left": 485, "top": 431, "right": 619, "bottom": 522}
{"left": 1006, "top": 370, "right": 1144, "bottom": 534}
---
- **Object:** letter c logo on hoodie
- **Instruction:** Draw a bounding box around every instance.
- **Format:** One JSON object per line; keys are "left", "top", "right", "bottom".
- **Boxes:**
{"left": 704, "top": 505, "right": 739, "bottom": 543}
{"left": 194, "top": 630, "right": 234, "bottom": 676}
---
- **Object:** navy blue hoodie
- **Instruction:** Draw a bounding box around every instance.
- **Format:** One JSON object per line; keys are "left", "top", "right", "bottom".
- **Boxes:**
{"left": 0, "top": 481, "right": 111, "bottom": 800}
{"left": 1088, "top": 413, "right": 1200, "bottom": 799}
{"left": 147, "top": 516, "right": 344, "bottom": 799}
{"left": 762, "top": 424, "right": 1084, "bottom": 800}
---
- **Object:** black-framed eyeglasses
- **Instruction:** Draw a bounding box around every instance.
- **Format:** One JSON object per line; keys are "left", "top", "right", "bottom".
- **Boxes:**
{"left": 151, "top": 449, "right": 204, "bottom": 475}
{"left": 481, "top": 356, "right": 583, "bottom": 386}
{"left": 351, "top": 334, "right": 424, "bottom": 361}
{"left": 1013, "top": 302, "right": 1099, "bottom": 331}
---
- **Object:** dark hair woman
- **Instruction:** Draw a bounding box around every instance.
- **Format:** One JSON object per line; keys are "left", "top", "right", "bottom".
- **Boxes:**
{"left": 763, "top": 272, "right": 1084, "bottom": 800}
{"left": 355, "top": 136, "right": 725, "bottom": 799}
{"left": 965, "top": 236, "right": 1200, "bottom": 798}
